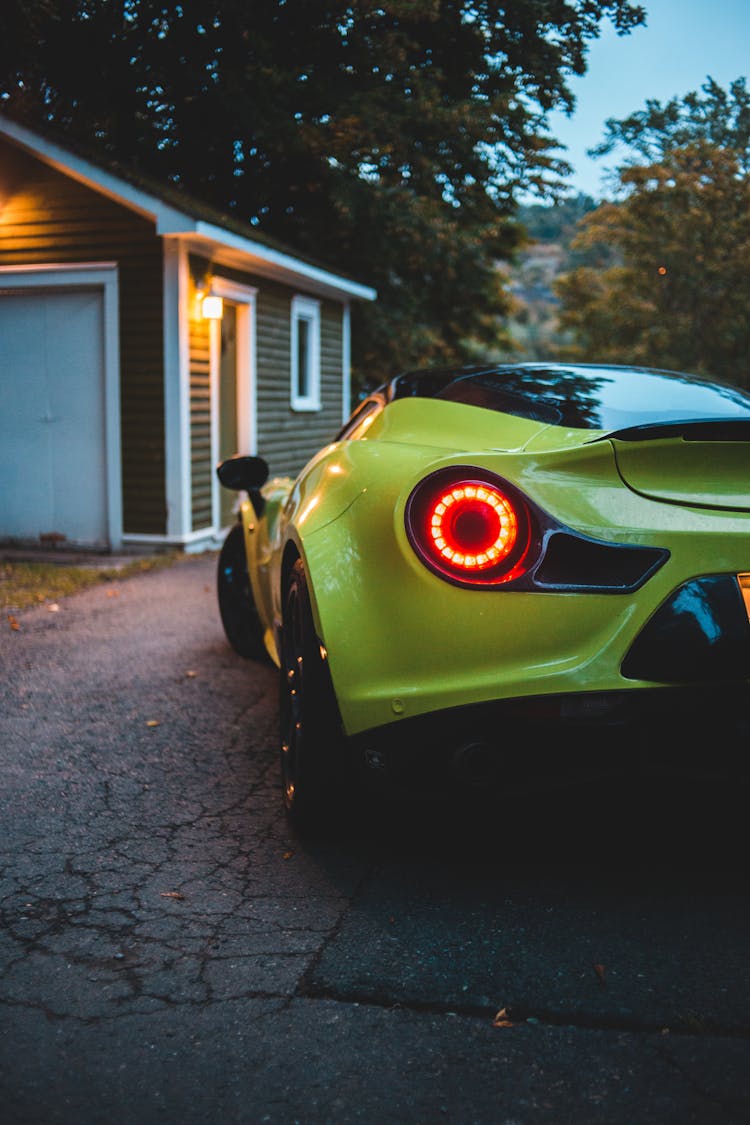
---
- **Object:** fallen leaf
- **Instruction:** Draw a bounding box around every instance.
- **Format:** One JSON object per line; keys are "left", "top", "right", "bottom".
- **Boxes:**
{"left": 492, "top": 1007, "right": 515, "bottom": 1028}
{"left": 106, "top": 589, "right": 120, "bottom": 598}
{"left": 594, "top": 963, "right": 606, "bottom": 984}
{"left": 48, "top": 603, "right": 60, "bottom": 613}
{"left": 7, "top": 615, "right": 19, "bottom": 631}
{"left": 185, "top": 670, "right": 198, "bottom": 678}
{"left": 160, "top": 891, "right": 185, "bottom": 900}
{"left": 146, "top": 719, "right": 160, "bottom": 728}
{"left": 282, "top": 851, "right": 294, "bottom": 860}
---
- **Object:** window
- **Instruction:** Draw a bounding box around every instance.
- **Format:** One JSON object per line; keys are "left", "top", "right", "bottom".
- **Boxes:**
{"left": 290, "top": 296, "right": 321, "bottom": 411}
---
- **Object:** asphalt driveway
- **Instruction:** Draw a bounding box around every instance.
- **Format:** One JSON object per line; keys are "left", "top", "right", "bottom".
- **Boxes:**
{"left": 1, "top": 551, "right": 749, "bottom": 1123}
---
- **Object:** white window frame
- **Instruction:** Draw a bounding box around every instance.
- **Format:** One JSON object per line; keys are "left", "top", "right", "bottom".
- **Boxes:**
{"left": 290, "top": 295, "right": 321, "bottom": 411}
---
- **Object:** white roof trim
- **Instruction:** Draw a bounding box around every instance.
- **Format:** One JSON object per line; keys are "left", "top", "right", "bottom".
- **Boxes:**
{"left": 192, "top": 221, "right": 376, "bottom": 301}
{"left": 0, "top": 113, "right": 376, "bottom": 303}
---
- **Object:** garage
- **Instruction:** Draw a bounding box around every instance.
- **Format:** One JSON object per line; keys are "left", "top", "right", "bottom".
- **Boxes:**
{"left": 0, "top": 113, "right": 374, "bottom": 554}
{"left": 0, "top": 269, "right": 121, "bottom": 550}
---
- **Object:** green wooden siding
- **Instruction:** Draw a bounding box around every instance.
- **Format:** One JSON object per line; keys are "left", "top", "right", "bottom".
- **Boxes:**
{"left": 189, "top": 317, "right": 213, "bottom": 530}
{"left": 256, "top": 282, "right": 344, "bottom": 478}
{"left": 0, "top": 140, "right": 166, "bottom": 534}
{"left": 188, "top": 263, "right": 348, "bottom": 491}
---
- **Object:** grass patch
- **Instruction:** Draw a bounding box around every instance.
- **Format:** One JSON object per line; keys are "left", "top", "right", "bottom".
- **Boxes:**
{"left": 0, "top": 552, "right": 183, "bottom": 611}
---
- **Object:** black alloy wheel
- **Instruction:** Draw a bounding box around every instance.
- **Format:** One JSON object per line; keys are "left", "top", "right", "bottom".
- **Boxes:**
{"left": 216, "top": 524, "right": 266, "bottom": 659}
{"left": 279, "top": 557, "right": 345, "bottom": 834}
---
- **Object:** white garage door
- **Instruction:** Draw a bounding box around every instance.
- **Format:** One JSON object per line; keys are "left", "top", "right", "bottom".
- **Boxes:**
{"left": 0, "top": 287, "right": 109, "bottom": 548}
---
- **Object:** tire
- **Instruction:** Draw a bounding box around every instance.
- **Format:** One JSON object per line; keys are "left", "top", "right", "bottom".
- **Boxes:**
{"left": 279, "top": 557, "right": 345, "bottom": 835}
{"left": 217, "top": 524, "right": 266, "bottom": 660}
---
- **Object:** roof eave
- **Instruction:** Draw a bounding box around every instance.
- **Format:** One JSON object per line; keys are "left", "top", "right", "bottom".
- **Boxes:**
{"left": 0, "top": 113, "right": 376, "bottom": 303}
{"left": 182, "top": 223, "right": 376, "bottom": 302}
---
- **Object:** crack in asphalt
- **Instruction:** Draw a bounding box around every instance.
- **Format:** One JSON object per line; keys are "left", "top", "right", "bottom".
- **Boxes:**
{"left": 293, "top": 983, "right": 750, "bottom": 1039}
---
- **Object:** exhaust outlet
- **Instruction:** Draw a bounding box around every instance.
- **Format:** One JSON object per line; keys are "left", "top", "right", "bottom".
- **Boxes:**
{"left": 452, "top": 740, "right": 497, "bottom": 785}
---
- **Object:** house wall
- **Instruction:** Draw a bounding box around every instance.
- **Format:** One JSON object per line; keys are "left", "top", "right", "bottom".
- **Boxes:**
{"left": 0, "top": 140, "right": 166, "bottom": 535}
{"left": 256, "top": 280, "right": 344, "bottom": 477}
{"left": 188, "top": 258, "right": 346, "bottom": 529}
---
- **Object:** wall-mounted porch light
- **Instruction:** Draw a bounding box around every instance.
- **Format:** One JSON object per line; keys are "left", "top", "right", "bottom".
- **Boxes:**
{"left": 201, "top": 293, "right": 224, "bottom": 320}
{"left": 194, "top": 273, "right": 224, "bottom": 321}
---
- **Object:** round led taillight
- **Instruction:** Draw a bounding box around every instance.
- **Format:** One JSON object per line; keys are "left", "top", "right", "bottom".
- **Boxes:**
{"left": 406, "top": 469, "right": 535, "bottom": 586}
{"left": 429, "top": 484, "right": 517, "bottom": 571}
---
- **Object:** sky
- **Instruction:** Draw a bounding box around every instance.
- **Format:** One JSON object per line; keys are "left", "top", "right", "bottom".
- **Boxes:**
{"left": 546, "top": 0, "right": 750, "bottom": 199}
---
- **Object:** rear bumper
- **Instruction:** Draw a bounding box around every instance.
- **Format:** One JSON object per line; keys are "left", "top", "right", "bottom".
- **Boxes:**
{"left": 347, "top": 682, "right": 750, "bottom": 795}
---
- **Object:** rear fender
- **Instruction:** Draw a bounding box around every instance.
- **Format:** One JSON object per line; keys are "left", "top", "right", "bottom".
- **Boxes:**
{"left": 239, "top": 477, "right": 294, "bottom": 665}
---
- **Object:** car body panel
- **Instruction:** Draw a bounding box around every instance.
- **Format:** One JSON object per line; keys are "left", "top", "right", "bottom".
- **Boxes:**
{"left": 297, "top": 474, "right": 750, "bottom": 736}
{"left": 220, "top": 364, "right": 750, "bottom": 750}
{"left": 612, "top": 438, "right": 750, "bottom": 510}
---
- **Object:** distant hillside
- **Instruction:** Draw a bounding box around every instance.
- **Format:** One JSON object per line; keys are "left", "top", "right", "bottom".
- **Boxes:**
{"left": 504, "top": 194, "right": 599, "bottom": 361}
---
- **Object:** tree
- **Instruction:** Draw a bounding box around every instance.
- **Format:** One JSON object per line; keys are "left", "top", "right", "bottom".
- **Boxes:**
{"left": 517, "top": 193, "right": 598, "bottom": 247}
{"left": 0, "top": 0, "right": 646, "bottom": 389}
{"left": 556, "top": 81, "right": 750, "bottom": 388}
{"left": 591, "top": 76, "right": 750, "bottom": 176}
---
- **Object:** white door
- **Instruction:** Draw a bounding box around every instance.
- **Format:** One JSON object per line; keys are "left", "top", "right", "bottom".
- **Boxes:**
{"left": 0, "top": 287, "right": 109, "bottom": 547}
{"left": 208, "top": 279, "right": 257, "bottom": 535}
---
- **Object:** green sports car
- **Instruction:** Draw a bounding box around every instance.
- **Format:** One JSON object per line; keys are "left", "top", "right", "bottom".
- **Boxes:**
{"left": 216, "top": 362, "right": 750, "bottom": 830}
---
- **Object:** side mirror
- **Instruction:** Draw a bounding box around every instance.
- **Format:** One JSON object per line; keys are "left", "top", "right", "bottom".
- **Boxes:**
{"left": 216, "top": 455, "right": 269, "bottom": 493}
{"left": 217, "top": 455, "right": 269, "bottom": 518}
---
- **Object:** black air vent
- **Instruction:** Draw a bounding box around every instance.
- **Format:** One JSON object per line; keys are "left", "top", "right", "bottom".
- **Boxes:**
{"left": 533, "top": 532, "right": 669, "bottom": 593}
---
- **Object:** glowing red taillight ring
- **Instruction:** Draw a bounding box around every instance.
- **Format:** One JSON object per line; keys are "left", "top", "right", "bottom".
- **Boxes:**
{"left": 405, "top": 468, "right": 536, "bottom": 587}
{"left": 429, "top": 483, "right": 518, "bottom": 571}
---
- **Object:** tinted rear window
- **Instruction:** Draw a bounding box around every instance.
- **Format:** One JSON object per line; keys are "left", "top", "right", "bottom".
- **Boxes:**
{"left": 390, "top": 365, "right": 750, "bottom": 431}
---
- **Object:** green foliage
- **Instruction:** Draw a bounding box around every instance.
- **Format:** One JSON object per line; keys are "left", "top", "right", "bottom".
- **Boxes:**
{"left": 517, "top": 193, "right": 598, "bottom": 246}
{"left": 591, "top": 76, "right": 750, "bottom": 173}
{"left": 0, "top": 0, "right": 646, "bottom": 388}
{"left": 556, "top": 82, "right": 750, "bottom": 387}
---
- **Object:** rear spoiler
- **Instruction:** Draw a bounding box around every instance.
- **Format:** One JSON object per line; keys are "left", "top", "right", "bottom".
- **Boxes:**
{"left": 595, "top": 419, "right": 750, "bottom": 443}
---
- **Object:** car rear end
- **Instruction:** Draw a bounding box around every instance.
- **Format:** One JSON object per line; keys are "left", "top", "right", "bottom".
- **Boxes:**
{"left": 301, "top": 368, "right": 750, "bottom": 789}
{"left": 310, "top": 407, "right": 750, "bottom": 792}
